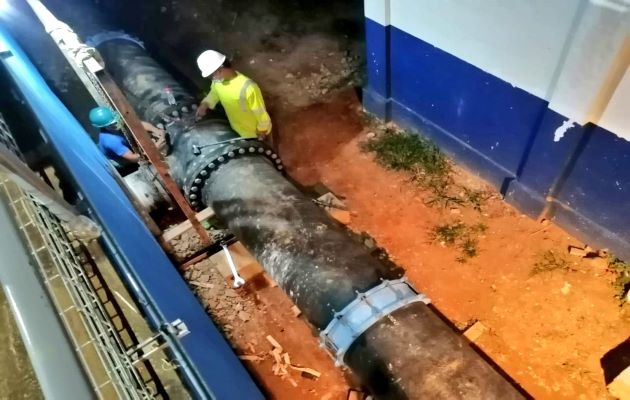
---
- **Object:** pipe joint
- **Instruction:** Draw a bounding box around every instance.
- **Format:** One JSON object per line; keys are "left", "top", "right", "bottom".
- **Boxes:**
{"left": 320, "top": 278, "right": 430, "bottom": 366}
{"left": 184, "top": 139, "right": 283, "bottom": 209}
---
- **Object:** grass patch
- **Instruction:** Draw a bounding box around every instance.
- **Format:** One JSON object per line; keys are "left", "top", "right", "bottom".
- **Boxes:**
{"left": 363, "top": 129, "right": 450, "bottom": 176}
{"left": 608, "top": 256, "right": 630, "bottom": 303}
{"left": 471, "top": 222, "right": 488, "bottom": 233}
{"left": 430, "top": 222, "right": 487, "bottom": 263}
{"left": 458, "top": 237, "right": 479, "bottom": 261}
{"left": 462, "top": 187, "right": 492, "bottom": 211}
{"left": 432, "top": 222, "right": 467, "bottom": 245}
{"left": 363, "top": 127, "right": 491, "bottom": 211}
{"left": 530, "top": 251, "right": 573, "bottom": 276}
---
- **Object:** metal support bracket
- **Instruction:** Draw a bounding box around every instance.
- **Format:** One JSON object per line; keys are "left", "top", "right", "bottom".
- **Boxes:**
{"left": 126, "top": 319, "right": 189, "bottom": 366}
{"left": 320, "top": 278, "right": 430, "bottom": 367}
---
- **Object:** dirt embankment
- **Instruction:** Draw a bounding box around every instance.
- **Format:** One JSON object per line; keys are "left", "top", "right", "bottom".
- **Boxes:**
{"left": 173, "top": 89, "right": 629, "bottom": 399}
{"left": 276, "top": 90, "right": 630, "bottom": 399}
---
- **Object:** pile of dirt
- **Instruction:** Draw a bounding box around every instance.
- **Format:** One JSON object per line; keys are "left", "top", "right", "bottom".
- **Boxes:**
{"left": 183, "top": 259, "right": 350, "bottom": 399}
{"left": 183, "top": 260, "right": 256, "bottom": 337}
{"left": 169, "top": 230, "right": 203, "bottom": 259}
{"left": 292, "top": 54, "right": 363, "bottom": 101}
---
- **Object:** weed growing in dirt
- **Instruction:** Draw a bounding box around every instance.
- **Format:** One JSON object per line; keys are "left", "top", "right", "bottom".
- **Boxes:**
{"left": 472, "top": 222, "right": 488, "bottom": 233}
{"left": 362, "top": 129, "right": 458, "bottom": 207}
{"left": 432, "top": 222, "right": 467, "bottom": 245}
{"left": 462, "top": 187, "right": 492, "bottom": 211}
{"left": 459, "top": 238, "right": 479, "bottom": 260}
{"left": 423, "top": 176, "right": 464, "bottom": 208}
{"left": 430, "top": 222, "right": 487, "bottom": 263}
{"left": 363, "top": 127, "right": 491, "bottom": 211}
{"left": 608, "top": 256, "right": 630, "bottom": 304}
{"left": 363, "top": 129, "right": 451, "bottom": 175}
{"left": 530, "top": 251, "right": 573, "bottom": 276}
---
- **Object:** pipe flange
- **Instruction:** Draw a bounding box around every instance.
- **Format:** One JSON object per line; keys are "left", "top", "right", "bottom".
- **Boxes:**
{"left": 183, "top": 140, "right": 284, "bottom": 210}
{"left": 319, "top": 278, "right": 430, "bottom": 367}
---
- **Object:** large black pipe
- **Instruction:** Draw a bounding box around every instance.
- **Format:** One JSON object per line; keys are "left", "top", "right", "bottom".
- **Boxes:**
{"left": 95, "top": 36, "right": 523, "bottom": 399}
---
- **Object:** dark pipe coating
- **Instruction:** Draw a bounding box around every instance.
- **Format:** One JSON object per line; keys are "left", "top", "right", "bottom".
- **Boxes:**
{"left": 95, "top": 36, "right": 524, "bottom": 399}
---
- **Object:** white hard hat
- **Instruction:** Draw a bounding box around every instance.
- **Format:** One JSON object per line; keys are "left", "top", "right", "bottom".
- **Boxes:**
{"left": 197, "top": 50, "right": 227, "bottom": 78}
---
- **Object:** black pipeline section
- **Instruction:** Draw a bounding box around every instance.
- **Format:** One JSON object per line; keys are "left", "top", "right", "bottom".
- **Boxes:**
{"left": 96, "top": 37, "right": 524, "bottom": 399}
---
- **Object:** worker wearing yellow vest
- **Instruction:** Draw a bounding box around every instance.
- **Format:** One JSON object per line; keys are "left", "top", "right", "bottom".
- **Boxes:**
{"left": 195, "top": 50, "right": 272, "bottom": 141}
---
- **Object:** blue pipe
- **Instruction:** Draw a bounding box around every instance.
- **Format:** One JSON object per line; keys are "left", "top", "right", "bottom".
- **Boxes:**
{"left": 0, "top": 24, "right": 263, "bottom": 400}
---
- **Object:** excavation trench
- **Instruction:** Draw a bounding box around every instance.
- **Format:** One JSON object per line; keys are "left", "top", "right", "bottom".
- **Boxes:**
{"left": 94, "top": 35, "right": 523, "bottom": 399}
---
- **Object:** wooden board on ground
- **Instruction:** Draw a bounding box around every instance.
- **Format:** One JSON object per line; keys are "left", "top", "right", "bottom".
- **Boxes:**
{"left": 209, "top": 241, "right": 264, "bottom": 281}
{"left": 316, "top": 192, "right": 351, "bottom": 224}
{"left": 162, "top": 207, "right": 215, "bottom": 242}
{"left": 328, "top": 209, "right": 351, "bottom": 224}
{"left": 608, "top": 366, "right": 630, "bottom": 400}
{"left": 347, "top": 389, "right": 364, "bottom": 400}
{"left": 463, "top": 321, "right": 487, "bottom": 342}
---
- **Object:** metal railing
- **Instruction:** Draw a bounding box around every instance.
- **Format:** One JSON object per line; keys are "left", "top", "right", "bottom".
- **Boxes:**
{"left": 0, "top": 112, "right": 157, "bottom": 399}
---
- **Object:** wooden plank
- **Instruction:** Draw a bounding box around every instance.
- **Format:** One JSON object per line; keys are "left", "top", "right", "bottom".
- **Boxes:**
{"left": 291, "top": 305, "right": 302, "bottom": 318}
{"left": 463, "top": 321, "right": 487, "bottom": 342}
{"left": 189, "top": 281, "right": 215, "bottom": 289}
{"left": 263, "top": 272, "right": 278, "bottom": 288}
{"left": 608, "top": 366, "right": 630, "bottom": 400}
{"left": 347, "top": 389, "right": 363, "bottom": 400}
{"left": 210, "top": 241, "right": 264, "bottom": 280}
{"left": 568, "top": 246, "right": 587, "bottom": 257}
{"left": 97, "top": 72, "right": 211, "bottom": 246}
{"left": 266, "top": 335, "right": 283, "bottom": 351}
{"left": 238, "top": 355, "right": 264, "bottom": 362}
{"left": 162, "top": 207, "right": 216, "bottom": 242}
{"left": 328, "top": 209, "right": 351, "bottom": 224}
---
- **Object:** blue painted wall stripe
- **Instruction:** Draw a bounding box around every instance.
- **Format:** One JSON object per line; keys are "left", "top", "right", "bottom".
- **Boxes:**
{"left": 364, "top": 18, "right": 630, "bottom": 261}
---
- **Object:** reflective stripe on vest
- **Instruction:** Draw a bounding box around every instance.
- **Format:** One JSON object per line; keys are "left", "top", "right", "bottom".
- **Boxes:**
{"left": 239, "top": 79, "right": 254, "bottom": 112}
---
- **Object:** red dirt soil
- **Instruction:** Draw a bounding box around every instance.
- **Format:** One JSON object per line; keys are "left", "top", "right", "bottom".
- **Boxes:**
{"left": 277, "top": 90, "right": 630, "bottom": 399}
{"left": 186, "top": 260, "right": 351, "bottom": 400}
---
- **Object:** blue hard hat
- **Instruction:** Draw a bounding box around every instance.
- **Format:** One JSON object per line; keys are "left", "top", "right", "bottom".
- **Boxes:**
{"left": 89, "top": 106, "right": 118, "bottom": 128}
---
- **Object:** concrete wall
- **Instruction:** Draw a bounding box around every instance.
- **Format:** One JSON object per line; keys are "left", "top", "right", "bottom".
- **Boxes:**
{"left": 363, "top": 0, "right": 630, "bottom": 260}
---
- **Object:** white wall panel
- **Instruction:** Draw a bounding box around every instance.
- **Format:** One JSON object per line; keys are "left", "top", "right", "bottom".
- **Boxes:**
{"left": 599, "top": 68, "right": 630, "bottom": 140}
{"left": 547, "top": 3, "right": 629, "bottom": 129}
{"left": 364, "top": 0, "right": 390, "bottom": 26}
{"left": 382, "top": 0, "right": 630, "bottom": 139}
{"left": 388, "top": 0, "right": 580, "bottom": 100}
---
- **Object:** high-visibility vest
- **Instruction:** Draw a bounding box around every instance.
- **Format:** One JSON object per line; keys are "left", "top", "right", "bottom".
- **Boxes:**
{"left": 202, "top": 72, "right": 272, "bottom": 138}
